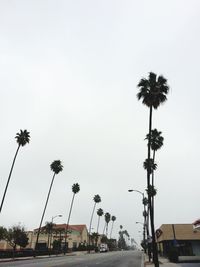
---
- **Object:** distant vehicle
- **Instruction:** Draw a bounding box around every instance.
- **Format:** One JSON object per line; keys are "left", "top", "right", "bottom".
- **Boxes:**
{"left": 99, "top": 243, "right": 108, "bottom": 252}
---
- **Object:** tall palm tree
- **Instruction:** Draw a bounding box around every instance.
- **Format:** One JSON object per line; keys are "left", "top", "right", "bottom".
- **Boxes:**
{"left": 137, "top": 72, "right": 169, "bottom": 267}
{"left": 35, "top": 160, "right": 63, "bottom": 250}
{"left": 88, "top": 194, "right": 101, "bottom": 252}
{"left": 104, "top": 212, "right": 111, "bottom": 237}
{"left": 96, "top": 208, "right": 104, "bottom": 234}
{"left": 110, "top": 216, "right": 116, "bottom": 239}
{"left": 64, "top": 183, "right": 80, "bottom": 253}
{"left": 0, "top": 130, "right": 30, "bottom": 214}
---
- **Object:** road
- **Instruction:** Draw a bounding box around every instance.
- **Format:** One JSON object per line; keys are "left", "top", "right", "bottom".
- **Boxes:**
{"left": 0, "top": 250, "right": 142, "bottom": 267}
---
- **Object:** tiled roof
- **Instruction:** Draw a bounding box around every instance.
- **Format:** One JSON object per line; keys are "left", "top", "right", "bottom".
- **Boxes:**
{"left": 35, "top": 224, "right": 88, "bottom": 233}
{"left": 157, "top": 224, "right": 200, "bottom": 242}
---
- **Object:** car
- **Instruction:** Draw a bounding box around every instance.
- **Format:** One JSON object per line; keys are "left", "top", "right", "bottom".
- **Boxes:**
{"left": 99, "top": 243, "right": 108, "bottom": 252}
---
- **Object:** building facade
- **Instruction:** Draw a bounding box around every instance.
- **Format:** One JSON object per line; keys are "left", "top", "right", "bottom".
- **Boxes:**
{"left": 156, "top": 224, "right": 200, "bottom": 257}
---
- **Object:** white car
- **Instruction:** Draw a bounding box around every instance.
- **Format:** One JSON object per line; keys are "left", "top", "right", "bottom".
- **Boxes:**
{"left": 99, "top": 243, "right": 108, "bottom": 252}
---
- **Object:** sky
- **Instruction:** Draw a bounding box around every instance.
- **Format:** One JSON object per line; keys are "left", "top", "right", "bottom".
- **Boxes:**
{"left": 0, "top": 0, "right": 200, "bottom": 245}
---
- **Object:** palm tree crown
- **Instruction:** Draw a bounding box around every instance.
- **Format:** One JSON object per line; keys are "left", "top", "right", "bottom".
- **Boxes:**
{"left": 97, "top": 208, "right": 104, "bottom": 217}
{"left": 146, "top": 129, "right": 164, "bottom": 152}
{"left": 93, "top": 194, "right": 101, "bottom": 204}
{"left": 15, "top": 129, "right": 30, "bottom": 146}
{"left": 111, "top": 216, "right": 116, "bottom": 222}
{"left": 143, "top": 158, "right": 157, "bottom": 174}
{"left": 72, "top": 183, "right": 80, "bottom": 194}
{"left": 146, "top": 185, "right": 157, "bottom": 197}
{"left": 137, "top": 72, "right": 169, "bottom": 109}
{"left": 50, "top": 160, "right": 63, "bottom": 174}
{"left": 143, "top": 197, "right": 148, "bottom": 206}
{"left": 105, "top": 212, "right": 111, "bottom": 224}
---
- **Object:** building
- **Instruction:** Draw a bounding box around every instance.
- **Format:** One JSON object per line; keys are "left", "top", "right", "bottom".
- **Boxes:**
{"left": 28, "top": 224, "right": 88, "bottom": 250}
{"left": 156, "top": 224, "right": 200, "bottom": 257}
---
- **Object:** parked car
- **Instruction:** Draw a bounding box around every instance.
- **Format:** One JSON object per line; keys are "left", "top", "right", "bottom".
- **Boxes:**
{"left": 99, "top": 243, "right": 108, "bottom": 253}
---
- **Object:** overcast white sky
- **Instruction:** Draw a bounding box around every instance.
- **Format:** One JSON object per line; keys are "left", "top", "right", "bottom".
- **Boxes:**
{"left": 0, "top": 0, "right": 200, "bottom": 244}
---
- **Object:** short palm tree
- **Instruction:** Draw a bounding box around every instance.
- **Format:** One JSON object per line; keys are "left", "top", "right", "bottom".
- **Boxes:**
{"left": 110, "top": 216, "right": 116, "bottom": 239}
{"left": 137, "top": 72, "right": 169, "bottom": 267}
{"left": 35, "top": 160, "right": 63, "bottom": 250}
{"left": 64, "top": 183, "right": 80, "bottom": 252}
{"left": 0, "top": 130, "right": 30, "bottom": 214}
{"left": 44, "top": 221, "right": 54, "bottom": 249}
{"left": 88, "top": 194, "right": 101, "bottom": 252}
{"left": 104, "top": 212, "right": 111, "bottom": 237}
{"left": 96, "top": 208, "right": 104, "bottom": 234}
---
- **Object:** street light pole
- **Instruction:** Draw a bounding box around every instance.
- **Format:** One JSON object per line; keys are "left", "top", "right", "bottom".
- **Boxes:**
{"left": 50, "top": 214, "right": 62, "bottom": 250}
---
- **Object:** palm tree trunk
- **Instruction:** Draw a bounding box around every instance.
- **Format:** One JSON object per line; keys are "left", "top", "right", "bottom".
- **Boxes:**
{"left": 96, "top": 216, "right": 100, "bottom": 234}
{"left": 110, "top": 221, "right": 114, "bottom": 239}
{"left": 0, "top": 145, "right": 20, "bottom": 213}
{"left": 103, "top": 222, "right": 106, "bottom": 235}
{"left": 88, "top": 202, "right": 96, "bottom": 253}
{"left": 147, "top": 106, "right": 159, "bottom": 267}
{"left": 64, "top": 193, "right": 75, "bottom": 254}
{"left": 35, "top": 173, "right": 56, "bottom": 251}
{"left": 106, "top": 224, "right": 108, "bottom": 237}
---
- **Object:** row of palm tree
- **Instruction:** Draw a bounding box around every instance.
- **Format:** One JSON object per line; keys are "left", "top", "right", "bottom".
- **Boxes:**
{"left": 0, "top": 134, "right": 117, "bottom": 252}
{"left": 137, "top": 72, "right": 169, "bottom": 267}
{"left": 88, "top": 194, "right": 117, "bottom": 251}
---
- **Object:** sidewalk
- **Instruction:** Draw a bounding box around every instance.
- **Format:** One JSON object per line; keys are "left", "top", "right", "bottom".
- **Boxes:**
{"left": 143, "top": 254, "right": 178, "bottom": 267}
{"left": 0, "top": 251, "right": 89, "bottom": 263}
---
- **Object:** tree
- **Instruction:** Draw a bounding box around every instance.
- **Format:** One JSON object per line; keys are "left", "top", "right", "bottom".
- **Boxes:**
{"left": 110, "top": 216, "right": 116, "bottom": 239}
{"left": 35, "top": 160, "right": 63, "bottom": 250}
{"left": 96, "top": 208, "right": 104, "bottom": 234}
{"left": 64, "top": 183, "right": 80, "bottom": 253}
{"left": 146, "top": 185, "right": 157, "bottom": 197}
{"left": 0, "top": 130, "right": 30, "bottom": 214}
{"left": 137, "top": 72, "right": 169, "bottom": 267}
{"left": 6, "top": 225, "right": 29, "bottom": 257}
{"left": 104, "top": 212, "right": 111, "bottom": 237}
{"left": 143, "top": 158, "right": 157, "bottom": 174}
{"left": 44, "top": 221, "right": 54, "bottom": 249}
{"left": 118, "top": 229, "right": 126, "bottom": 250}
{"left": 88, "top": 194, "right": 101, "bottom": 252}
{"left": 0, "top": 226, "right": 7, "bottom": 240}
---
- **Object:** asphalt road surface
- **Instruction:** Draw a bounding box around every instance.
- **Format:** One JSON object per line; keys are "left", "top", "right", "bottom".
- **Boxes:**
{"left": 0, "top": 250, "right": 142, "bottom": 267}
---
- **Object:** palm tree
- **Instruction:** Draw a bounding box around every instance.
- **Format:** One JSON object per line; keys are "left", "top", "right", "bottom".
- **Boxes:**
{"left": 104, "top": 212, "right": 111, "bottom": 237}
{"left": 96, "top": 208, "right": 104, "bottom": 234}
{"left": 146, "top": 185, "right": 157, "bottom": 197}
{"left": 137, "top": 72, "right": 169, "bottom": 267}
{"left": 143, "top": 158, "right": 157, "bottom": 174}
{"left": 35, "top": 160, "right": 63, "bottom": 250}
{"left": 88, "top": 194, "right": 101, "bottom": 252}
{"left": 0, "top": 130, "right": 30, "bottom": 213}
{"left": 110, "top": 216, "right": 116, "bottom": 239}
{"left": 64, "top": 183, "right": 80, "bottom": 253}
{"left": 44, "top": 221, "right": 54, "bottom": 249}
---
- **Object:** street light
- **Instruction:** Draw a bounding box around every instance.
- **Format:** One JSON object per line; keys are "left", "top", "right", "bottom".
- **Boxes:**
{"left": 50, "top": 214, "right": 62, "bottom": 249}
{"left": 52, "top": 214, "right": 62, "bottom": 223}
